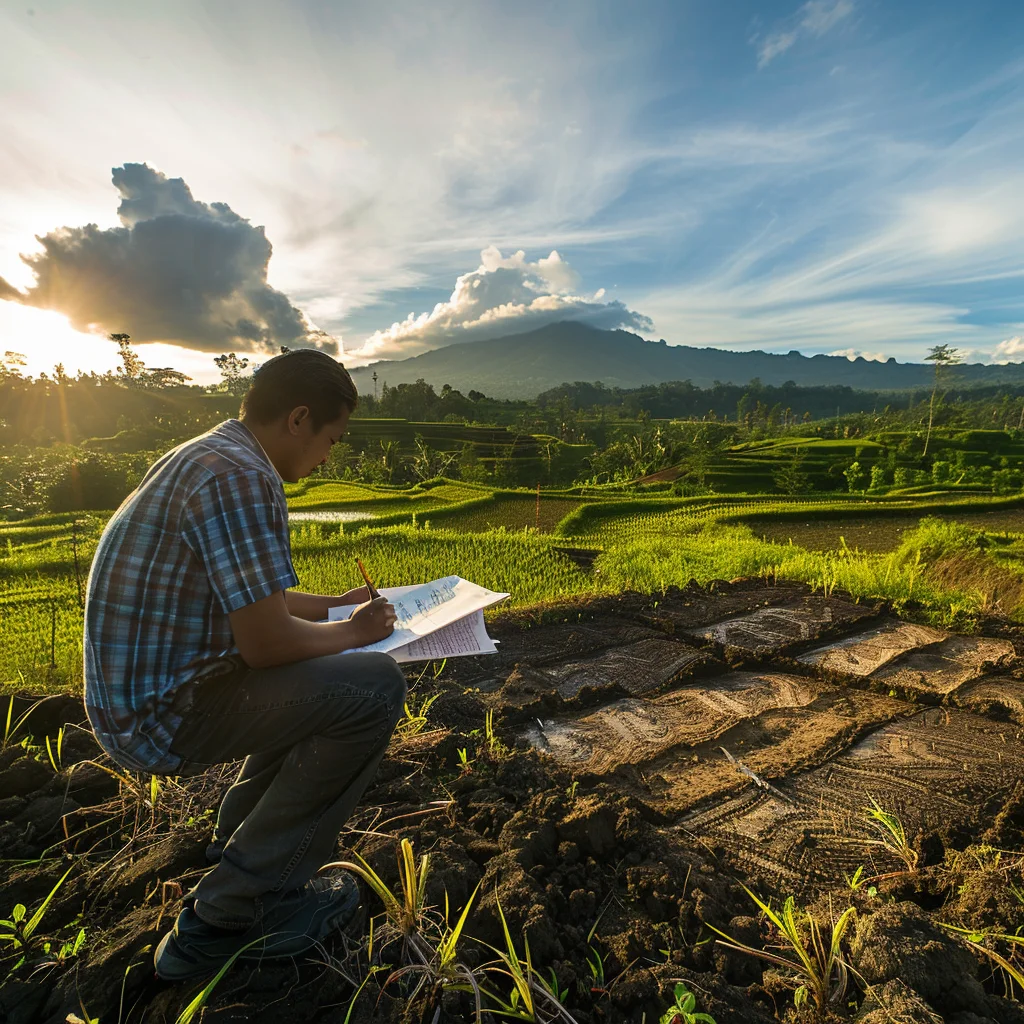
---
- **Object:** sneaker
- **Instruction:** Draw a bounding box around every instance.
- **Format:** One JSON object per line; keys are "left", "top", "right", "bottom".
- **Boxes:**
{"left": 154, "top": 872, "right": 360, "bottom": 981}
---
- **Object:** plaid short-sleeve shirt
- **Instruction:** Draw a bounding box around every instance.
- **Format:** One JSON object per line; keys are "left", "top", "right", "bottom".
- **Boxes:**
{"left": 84, "top": 419, "right": 297, "bottom": 773}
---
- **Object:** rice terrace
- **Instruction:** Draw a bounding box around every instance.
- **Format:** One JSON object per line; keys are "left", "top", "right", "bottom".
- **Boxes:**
{"left": 6, "top": 5, "right": 1024, "bottom": 1022}
{"left": 4, "top": 348, "right": 1024, "bottom": 1024}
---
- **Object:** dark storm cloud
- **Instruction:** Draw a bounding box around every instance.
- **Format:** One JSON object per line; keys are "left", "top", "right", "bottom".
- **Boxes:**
{"left": 0, "top": 163, "right": 337, "bottom": 355}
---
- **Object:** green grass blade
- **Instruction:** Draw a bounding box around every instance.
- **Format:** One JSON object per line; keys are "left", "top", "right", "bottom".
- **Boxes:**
{"left": 174, "top": 935, "right": 267, "bottom": 1024}
{"left": 25, "top": 864, "right": 73, "bottom": 939}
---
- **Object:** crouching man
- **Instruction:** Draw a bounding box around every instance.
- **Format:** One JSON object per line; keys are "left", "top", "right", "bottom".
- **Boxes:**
{"left": 83, "top": 349, "right": 406, "bottom": 981}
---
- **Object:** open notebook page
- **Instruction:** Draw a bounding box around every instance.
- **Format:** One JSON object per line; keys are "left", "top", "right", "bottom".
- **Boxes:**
{"left": 327, "top": 578, "right": 506, "bottom": 660}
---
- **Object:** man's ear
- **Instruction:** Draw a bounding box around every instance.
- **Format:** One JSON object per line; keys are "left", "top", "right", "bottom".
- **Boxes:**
{"left": 287, "top": 406, "right": 311, "bottom": 434}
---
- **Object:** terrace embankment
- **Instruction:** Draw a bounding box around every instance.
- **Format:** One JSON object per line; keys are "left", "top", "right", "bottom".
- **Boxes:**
{"left": 4, "top": 581, "right": 1024, "bottom": 1023}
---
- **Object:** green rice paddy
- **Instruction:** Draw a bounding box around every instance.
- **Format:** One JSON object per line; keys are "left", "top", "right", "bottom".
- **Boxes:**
{"left": 3, "top": 481, "right": 1024, "bottom": 694}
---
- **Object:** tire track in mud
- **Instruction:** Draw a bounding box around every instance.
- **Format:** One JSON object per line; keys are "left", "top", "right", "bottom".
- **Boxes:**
{"left": 498, "top": 585, "right": 1024, "bottom": 892}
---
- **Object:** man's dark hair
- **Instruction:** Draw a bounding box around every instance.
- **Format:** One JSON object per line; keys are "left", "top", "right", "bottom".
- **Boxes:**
{"left": 241, "top": 349, "right": 358, "bottom": 429}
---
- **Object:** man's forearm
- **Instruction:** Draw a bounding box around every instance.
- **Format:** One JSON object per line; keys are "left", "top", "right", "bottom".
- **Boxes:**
{"left": 285, "top": 590, "right": 334, "bottom": 621}
{"left": 230, "top": 589, "right": 393, "bottom": 669}
{"left": 243, "top": 616, "right": 369, "bottom": 669}
{"left": 285, "top": 588, "right": 370, "bottom": 621}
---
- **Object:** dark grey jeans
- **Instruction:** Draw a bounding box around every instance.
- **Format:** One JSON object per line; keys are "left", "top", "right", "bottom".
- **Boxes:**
{"left": 168, "top": 651, "right": 407, "bottom": 929}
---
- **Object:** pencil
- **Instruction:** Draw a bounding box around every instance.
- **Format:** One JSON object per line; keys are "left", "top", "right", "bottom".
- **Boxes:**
{"left": 355, "top": 558, "right": 381, "bottom": 600}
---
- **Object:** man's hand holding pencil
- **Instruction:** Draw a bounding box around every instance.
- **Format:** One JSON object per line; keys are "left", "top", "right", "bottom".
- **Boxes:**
{"left": 347, "top": 558, "right": 397, "bottom": 646}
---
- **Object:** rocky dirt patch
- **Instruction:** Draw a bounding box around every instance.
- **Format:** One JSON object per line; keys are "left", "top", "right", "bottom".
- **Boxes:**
{"left": 3, "top": 580, "right": 1024, "bottom": 1022}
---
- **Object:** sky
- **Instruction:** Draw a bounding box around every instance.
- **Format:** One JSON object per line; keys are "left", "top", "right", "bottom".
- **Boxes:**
{"left": 2, "top": 0, "right": 1024, "bottom": 383}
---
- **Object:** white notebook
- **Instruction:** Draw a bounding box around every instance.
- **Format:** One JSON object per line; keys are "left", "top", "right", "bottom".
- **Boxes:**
{"left": 327, "top": 576, "right": 508, "bottom": 663}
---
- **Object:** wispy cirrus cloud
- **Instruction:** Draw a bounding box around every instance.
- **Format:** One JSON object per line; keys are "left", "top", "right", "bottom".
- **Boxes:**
{"left": 2, "top": 0, "right": 1024, "bottom": 382}
{"left": 756, "top": 0, "right": 854, "bottom": 68}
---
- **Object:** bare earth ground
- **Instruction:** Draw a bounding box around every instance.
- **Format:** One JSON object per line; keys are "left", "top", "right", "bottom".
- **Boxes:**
{"left": 4, "top": 580, "right": 1024, "bottom": 1023}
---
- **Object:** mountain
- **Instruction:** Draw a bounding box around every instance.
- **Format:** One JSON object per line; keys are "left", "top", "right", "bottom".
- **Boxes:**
{"left": 347, "top": 322, "right": 1024, "bottom": 400}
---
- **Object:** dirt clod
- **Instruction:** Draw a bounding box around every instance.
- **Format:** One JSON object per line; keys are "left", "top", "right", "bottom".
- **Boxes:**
{"left": 852, "top": 902, "right": 988, "bottom": 1017}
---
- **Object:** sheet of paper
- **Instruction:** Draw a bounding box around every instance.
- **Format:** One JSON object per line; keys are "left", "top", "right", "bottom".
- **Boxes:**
{"left": 390, "top": 609, "right": 498, "bottom": 663}
{"left": 328, "top": 584, "right": 419, "bottom": 621}
{"left": 326, "top": 576, "right": 508, "bottom": 656}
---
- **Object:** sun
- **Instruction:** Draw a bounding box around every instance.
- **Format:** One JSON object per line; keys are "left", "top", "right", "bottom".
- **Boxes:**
{"left": 0, "top": 302, "right": 119, "bottom": 378}
{"left": 0, "top": 304, "right": 225, "bottom": 384}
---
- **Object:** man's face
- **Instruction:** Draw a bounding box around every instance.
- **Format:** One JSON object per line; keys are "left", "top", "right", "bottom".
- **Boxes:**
{"left": 282, "top": 406, "right": 351, "bottom": 482}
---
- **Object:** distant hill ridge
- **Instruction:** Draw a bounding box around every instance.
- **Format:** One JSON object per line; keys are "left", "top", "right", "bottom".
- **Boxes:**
{"left": 348, "top": 321, "right": 1024, "bottom": 400}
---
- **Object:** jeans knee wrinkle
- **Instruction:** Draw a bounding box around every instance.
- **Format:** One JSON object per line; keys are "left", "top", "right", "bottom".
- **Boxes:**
{"left": 240, "top": 686, "right": 379, "bottom": 715}
{"left": 274, "top": 712, "right": 393, "bottom": 888}
{"left": 278, "top": 815, "right": 323, "bottom": 888}
{"left": 272, "top": 712, "right": 395, "bottom": 888}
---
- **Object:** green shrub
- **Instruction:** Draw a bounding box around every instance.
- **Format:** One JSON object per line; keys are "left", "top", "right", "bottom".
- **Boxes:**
{"left": 46, "top": 455, "right": 132, "bottom": 513}
{"left": 992, "top": 468, "right": 1019, "bottom": 495}
{"left": 843, "top": 461, "right": 867, "bottom": 493}
{"left": 897, "top": 516, "right": 987, "bottom": 563}
{"left": 869, "top": 464, "right": 889, "bottom": 492}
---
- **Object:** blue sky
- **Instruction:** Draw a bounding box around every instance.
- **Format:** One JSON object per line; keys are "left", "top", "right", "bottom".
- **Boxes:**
{"left": 1, "top": 0, "right": 1023, "bottom": 380}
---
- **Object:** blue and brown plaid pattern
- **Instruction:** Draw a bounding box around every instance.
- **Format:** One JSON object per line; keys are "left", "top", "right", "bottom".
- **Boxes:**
{"left": 84, "top": 419, "right": 297, "bottom": 772}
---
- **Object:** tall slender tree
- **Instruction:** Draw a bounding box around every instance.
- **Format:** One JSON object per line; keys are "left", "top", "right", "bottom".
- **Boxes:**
{"left": 923, "top": 344, "right": 962, "bottom": 456}
{"left": 109, "top": 332, "right": 145, "bottom": 383}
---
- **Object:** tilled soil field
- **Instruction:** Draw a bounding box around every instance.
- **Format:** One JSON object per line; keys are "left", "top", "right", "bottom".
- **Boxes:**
{"left": 4, "top": 579, "right": 1024, "bottom": 1023}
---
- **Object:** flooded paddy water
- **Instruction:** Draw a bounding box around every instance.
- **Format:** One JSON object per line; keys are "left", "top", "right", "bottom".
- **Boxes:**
{"left": 288, "top": 510, "right": 375, "bottom": 522}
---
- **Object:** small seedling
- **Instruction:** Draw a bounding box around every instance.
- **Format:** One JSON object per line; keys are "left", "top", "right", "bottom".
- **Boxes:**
{"left": 342, "top": 964, "right": 390, "bottom": 1024}
{"left": 940, "top": 924, "right": 1024, "bottom": 998}
{"left": 329, "top": 837, "right": 430, "bottom": 942}
{"left": 709, "top": 888, "right": 856, "bottom": 1013}
{"left": 844, "top": 865, "right": 867, "bottom": 890}
{"left": 479, "top": 891, "right": 579, "bottom": 1022}
{"left": 586, "top": 943, "right": 606, "bottom": 994}
{"left": 36, "top": 926, "right": 86, "bottom": 971}
{"left": 436, "top": 882, "right": 481, "bottom": 979}
{"left": 44, "top": 726, "right": 65, "bottom": 773}
{"left": 457, "top": 747, "right": 474, "bottom": 773}
{"left": 864, "top": 797, "right": 919, "bottom": 873}
{"left": 659, "top": 981, "right": 717, "bottom": 1024}
{"left": 2, "top": 694, "right": 41, "bottom": 752}
{"left": 481, "top": 712, "right": 509, "bottom": 761}
{"left": 484, "top": 708, "right": 508, "bottom": 759}
{"left": 174, "top": 935, "right": 268, "bottom": 1024}
{"left": 395, "top": 692, "right": 441, "bottom": 740}
{"left": 0, "top": 864, "right": 74, "bottom": 954}
{"left": 547, "top": 967, "right": 568, "bottom": 1003}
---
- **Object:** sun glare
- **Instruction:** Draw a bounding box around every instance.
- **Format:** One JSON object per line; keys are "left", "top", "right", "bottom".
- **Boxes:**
{"left": 0, "top": 303, "right": 118, "bottom": 378}
{"left": 0, "top": 304, "right": 224, "bottom": 383}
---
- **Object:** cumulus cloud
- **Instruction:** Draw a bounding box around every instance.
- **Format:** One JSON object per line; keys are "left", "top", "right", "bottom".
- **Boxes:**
{"left": 0, "top": 163, "right": 336, "bottom": 355}
{"left": 349, "top": 246, "right": 653, "bottom": 361}
{"left": 829, "top": 348, "right": 887, "bottom": 362}
{"left": 757, "top": 0, "right": 853, "bottom": 68}
{"left": 992, "top": 336, "right": 1024, "bottom": 364}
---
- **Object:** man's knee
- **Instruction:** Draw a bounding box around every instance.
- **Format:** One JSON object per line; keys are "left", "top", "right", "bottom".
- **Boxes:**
{"left": 367, "top": 654, "right": 407, "bottom": 719}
